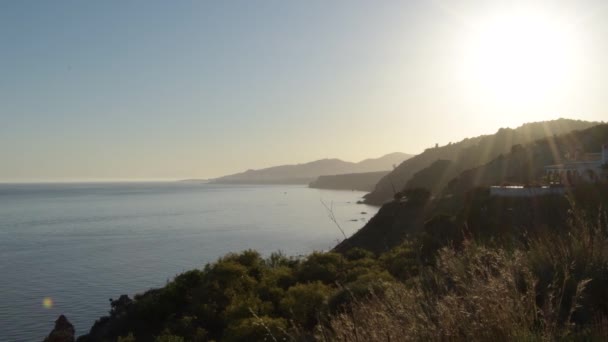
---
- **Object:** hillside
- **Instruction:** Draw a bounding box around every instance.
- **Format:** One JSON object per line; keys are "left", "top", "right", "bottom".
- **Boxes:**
{"left": 403, "top": 159, "right": 460, "bottom": 194}
{"left": 445, "top": 123, "right": 608, "bottom": 195}
{"left": 337, "top": 123, "right": 608, "bottom": 255}
{"left": 309, "top": 171, "right": 390, "bottom": 191}
{"left": 364, "top": 119, "right": 600, "bottom": 204}
{"left": 208, "top": 152, "right": 412, "bottom": 185}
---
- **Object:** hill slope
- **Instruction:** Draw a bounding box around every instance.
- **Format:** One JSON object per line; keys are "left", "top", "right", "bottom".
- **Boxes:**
{"left": 364, "top": 119, "right": 600, "bottom": 204}
{"left": 338, "top": 123, "right": 608, "bottom": 254}
{"left": 209, "top": 152, "right": 412, "bottom": 185}
{"left": 446, "top": 123, "right": 608, "bottom": 195}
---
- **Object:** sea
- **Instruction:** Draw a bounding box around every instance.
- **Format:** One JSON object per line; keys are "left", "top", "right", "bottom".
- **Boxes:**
{"left": 0, "top": 182, "right": 378, "bottom": 341}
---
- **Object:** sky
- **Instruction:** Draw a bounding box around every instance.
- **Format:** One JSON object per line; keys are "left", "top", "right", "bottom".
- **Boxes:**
{"left": 1, "top": 0, "right": 607, "bottom": 182}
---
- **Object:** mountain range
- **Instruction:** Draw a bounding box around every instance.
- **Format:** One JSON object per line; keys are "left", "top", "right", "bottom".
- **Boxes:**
{"left": 207, "top": 152, "right": 413, "bottom": 185}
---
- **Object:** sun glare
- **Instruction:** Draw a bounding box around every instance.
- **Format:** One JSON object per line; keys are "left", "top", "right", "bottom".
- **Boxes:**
{"left": 461, "top": 8, "right": 582, "bottom": 106}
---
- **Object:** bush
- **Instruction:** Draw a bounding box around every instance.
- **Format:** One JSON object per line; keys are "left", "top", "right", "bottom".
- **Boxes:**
{"left": 280, "top": 282, "right": 332, "bottom": 329}
{"left": 296, "top": 252, "right": 345, "bottom": 284}
{"left": 379, "top": 241, "right": 420, "bottom": 281}
{"left": 223, "top": 316, "right": 289, "bottom": 342}
{"left": 325, "top": 245, "right": 542, "bottom": 340}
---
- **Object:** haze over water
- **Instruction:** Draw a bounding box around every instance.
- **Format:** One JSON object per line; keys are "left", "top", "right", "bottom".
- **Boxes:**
{"left": 0, "top": 182, "right": 377, "bottom": 341}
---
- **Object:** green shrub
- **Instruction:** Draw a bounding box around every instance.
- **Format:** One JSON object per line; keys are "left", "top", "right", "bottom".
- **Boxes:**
{"left": 297, "top": 252, "right": 345, "bottom": 284}
{"left": 280, "top": 281, "right": 332, "bottom": 329}
{"left": 379, "top": 241, "right": 420, "bottom": 281}
{"left": 223, "top": 316, "right": 289, "bottom": 342}
{"left": 154, "top": 331, "right": 185, "bottom": 342}
{"left": 117, "top": 333, "right": 136, "bottom": 342}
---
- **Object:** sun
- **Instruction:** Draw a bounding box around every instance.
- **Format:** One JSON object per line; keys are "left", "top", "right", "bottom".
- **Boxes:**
{"left": 460, "top": 8, "right": 582, "bottom": 106}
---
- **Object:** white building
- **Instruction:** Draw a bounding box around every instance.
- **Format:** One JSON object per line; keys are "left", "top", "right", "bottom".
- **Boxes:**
{"left": 544, "top": 144, "right": 608, "bottom": 185}
{"left": 490, "top": 144, "right": 608, "bottom": 197}
{"left": 489, "top": 185, "right": 566, "bottom": 197}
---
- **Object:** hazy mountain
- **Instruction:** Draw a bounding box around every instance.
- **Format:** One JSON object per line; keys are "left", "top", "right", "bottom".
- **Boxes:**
{"left": 208, "top": 152, "right": 413, "bottom": 185}
{"left": 364, "top": 119, "right": 601, "bottom": 204}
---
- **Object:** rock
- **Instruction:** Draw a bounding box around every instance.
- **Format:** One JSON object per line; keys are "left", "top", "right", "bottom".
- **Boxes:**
{"left": 44, "top": 315, "right": 75, "bottom": 342}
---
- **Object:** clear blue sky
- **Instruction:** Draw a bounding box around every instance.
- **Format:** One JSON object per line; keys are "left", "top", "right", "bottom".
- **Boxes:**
{"left": 1, "top": 1, "right": 607, "bottom": 181}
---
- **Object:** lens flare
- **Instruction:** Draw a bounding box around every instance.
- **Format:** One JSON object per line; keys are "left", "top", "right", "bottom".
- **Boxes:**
{"left": 42, "top": 297, "right": 54, "bottom": 309}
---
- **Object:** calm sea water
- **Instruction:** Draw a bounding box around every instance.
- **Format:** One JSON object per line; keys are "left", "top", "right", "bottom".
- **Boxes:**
{"left": 0, "top": 182, "right": 377, "bottom": 341}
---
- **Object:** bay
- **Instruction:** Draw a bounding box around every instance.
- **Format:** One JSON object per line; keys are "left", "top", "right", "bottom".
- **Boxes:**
{"left": 0, "top": 182, "right": 377, "bottom": 341}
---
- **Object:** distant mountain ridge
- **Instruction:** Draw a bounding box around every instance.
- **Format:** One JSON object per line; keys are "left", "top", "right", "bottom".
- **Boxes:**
{"left": 208, "top": 152, "right": 413, "bottom": 185}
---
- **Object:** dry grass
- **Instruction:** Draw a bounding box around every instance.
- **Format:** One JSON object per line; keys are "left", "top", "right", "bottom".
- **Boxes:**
{"left": 322, "top": 245, "right": 545, "bottom": 341}
{"left": 319, "top": 214, "right": 608, "bottom": 341}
